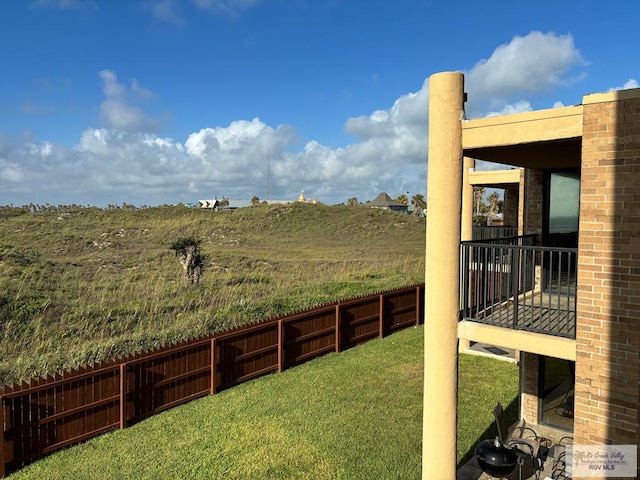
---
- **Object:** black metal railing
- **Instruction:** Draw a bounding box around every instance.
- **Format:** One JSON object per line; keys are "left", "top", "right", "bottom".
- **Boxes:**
{"left": 472, "top": 226, "right": 519, "bottom": 241}
{"left": 461, "top": 236, "right": 576, "bottom": 339}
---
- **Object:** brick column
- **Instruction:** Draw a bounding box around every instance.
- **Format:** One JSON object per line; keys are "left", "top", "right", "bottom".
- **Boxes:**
{"left": 523, "top": 169, "right": 543, "bottom": 241}
{"left": 503, "top": 186, "right": 519, "bottom": 230}
{"left": 520, "top": 352, "right": 539, "bottom": 424}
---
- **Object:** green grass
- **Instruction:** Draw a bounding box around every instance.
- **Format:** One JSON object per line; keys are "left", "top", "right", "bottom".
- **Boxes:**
{"left": 7, "top": 326, "right": 518, "bottom": 480}
{"left": 457, "top": 355, "right": 519, "bottom": 464}
{"left": 0, "top": 203, "right": 425, "bottom": 386}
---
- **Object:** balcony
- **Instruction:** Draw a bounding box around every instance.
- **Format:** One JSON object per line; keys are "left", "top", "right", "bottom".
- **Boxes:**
{"left": 460, "top": 235, "right": 577, "bottom": 339}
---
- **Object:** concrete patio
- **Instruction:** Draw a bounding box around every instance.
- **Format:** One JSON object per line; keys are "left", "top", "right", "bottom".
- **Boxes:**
{"left": 457, "top": 423, "right": 573, "bottom": 480}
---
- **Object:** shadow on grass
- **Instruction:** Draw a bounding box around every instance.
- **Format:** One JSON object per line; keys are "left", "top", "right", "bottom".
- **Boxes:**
{"left": 457, "top": 396, "right": 519, "bottom": 468}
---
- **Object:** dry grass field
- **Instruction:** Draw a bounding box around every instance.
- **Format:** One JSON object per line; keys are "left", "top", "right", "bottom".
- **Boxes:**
{"left": 0, "top": 202, "right": 425, "bottom": 386}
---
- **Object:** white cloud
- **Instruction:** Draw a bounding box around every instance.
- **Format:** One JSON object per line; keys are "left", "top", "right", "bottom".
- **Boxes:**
{"left": 99, "top": 70, "right": 125, "bottom": 97}
{"left": 467, "top": 32, "right": 586, "bottom": 95}
{"left": 98, "top": 70, "right": 161, "bottom": 133}
{"left": 21, "top": 100, "right": 54, "bottom": 115}
{"left": 484, "top": 100, "right": 533, "bottom": 118}
{"left": 31, "top": 0, "right": 87, "bottom": 8}
{"left": 465, "top": 32, "right": 587, "bottom": 116}
{"left": 186, "top": 118, "right": 296, "bottom": 158}
{"left": 609, "top": 78, "right": 639, "bottom": 91}
{"left": 192, "top": 0, "right": 260, "bottom": 15}
{"left": 0, "top": 161, "right": 23, "bottom": 183}
{"left": 130, "top": 79, "right": 154, "bottom": 98}
{"left": 149, "top": 0, "right": 185, "bottom": 26}
{"left": 343, "top": 78, "right": 429, "bottom": 156}
{"left": 150, "top": 0, "right": 258, "bottom": 24}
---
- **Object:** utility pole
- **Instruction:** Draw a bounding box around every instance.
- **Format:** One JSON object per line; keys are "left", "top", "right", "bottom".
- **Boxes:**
{"left": 266, "top": 149, "right": 271, "bottom": 202}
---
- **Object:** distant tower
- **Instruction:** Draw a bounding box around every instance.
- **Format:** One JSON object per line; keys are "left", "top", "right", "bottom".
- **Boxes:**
{"left": 266, "top": 149, "right": 271, "bottom": 201}
{"left": 298, "top": 190, "right": 305, "bottom": 202}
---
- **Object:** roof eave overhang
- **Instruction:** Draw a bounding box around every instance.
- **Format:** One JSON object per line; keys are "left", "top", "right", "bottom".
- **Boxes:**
{"left": 462, "top": 105, "right": 583, "bottom": 169}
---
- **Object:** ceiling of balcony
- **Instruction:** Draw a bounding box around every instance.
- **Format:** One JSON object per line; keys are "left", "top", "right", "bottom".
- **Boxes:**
{"left": 461, "top": 104, "right": 583, "bottom": 169}
{"left": 464, "top": 137, "right": 582, "bottom": 169}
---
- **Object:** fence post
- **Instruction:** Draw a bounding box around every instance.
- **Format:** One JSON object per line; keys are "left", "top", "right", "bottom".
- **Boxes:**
{"left": 277, "top": 319, "right": 284, "bottom": 372}
{"left": 335, "top": 303, "right": 341, "bottom": 353}
{"left": 119, "top": 363, "right": 127, "bottom": 429}
{"left": 379, "top": 293, "right": 385, "bottom": 338}
{"left": 210, "top": 338, "right": 217, "bottom": 395}
{"left": 0, "top": 395, "right": 5, "bottom": 478}
{"left": 415, "top": 286, "right": 421, "bottom": 326}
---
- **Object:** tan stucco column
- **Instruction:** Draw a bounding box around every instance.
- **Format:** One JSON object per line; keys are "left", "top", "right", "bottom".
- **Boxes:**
{"left": 458, "top": 157, "right": 475, "bottom": 353}
{"left": 423, "top": 71, "right": 464, "bottom": 479}
{"left": 461, "top": 157, "right": 475, "bottom": 242}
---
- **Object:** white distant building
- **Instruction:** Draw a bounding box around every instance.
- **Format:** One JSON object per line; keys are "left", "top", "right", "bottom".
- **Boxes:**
{"left": 197, "top": 198, "right": 252, "bottom": 210}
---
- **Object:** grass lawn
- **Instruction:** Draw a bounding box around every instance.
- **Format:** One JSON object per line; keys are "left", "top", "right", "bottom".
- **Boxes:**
{"left": 7, "top": 326, "right": 518, "bottom": 479}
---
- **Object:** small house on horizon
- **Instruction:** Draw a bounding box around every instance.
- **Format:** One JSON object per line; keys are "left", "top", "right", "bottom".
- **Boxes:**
{"left": 366, "top": 192, "right": 408, "bottom": 213}
{"left": 197, "top": 198, "right": 252, "bottom": 210}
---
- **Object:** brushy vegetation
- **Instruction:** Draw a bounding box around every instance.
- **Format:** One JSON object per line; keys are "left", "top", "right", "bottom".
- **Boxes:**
{"left": 6, "top": 326, "right": 519, "bottom": 480}
{"left": 0, "top": 202, "right": 425, "bottom": 386}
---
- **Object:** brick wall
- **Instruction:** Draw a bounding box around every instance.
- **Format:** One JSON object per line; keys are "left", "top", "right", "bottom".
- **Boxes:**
{"left": 520, "top": 352, "right": 539, "bottom": 424}
{"left": 574, "top": 95, "right": 640, "bottom": 451}
{"left": 523, "top": 169, "right": 543, "bottom": 242}
{"left": 503, "top": 186, "right": 519, "bottom": 229}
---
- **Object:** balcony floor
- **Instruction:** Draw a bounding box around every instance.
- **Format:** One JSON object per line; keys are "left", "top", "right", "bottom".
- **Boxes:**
{"left": 470, "top": 291, "right": 576, "bottom": 338}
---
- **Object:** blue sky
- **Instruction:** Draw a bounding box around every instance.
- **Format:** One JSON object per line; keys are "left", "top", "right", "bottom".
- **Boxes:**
{"left": 1, "top": 0, "right": 638, "bottom": 206}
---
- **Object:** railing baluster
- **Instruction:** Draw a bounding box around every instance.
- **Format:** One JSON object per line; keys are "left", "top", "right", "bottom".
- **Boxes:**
{"left": 460, "top": 236, "right": 576, "bottom": 339}
{"left": 557, "top": 252, "right": 564, "bottom": 335}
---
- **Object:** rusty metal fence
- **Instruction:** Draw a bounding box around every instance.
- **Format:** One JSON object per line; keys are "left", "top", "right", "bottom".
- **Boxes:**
{"left": 0, "top": 284, "right": 424, "bottom": 476}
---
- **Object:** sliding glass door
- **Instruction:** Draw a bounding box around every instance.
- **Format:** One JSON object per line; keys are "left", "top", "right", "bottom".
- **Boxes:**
{"left": 543, "top": 170, "right": 580, "bottom": 293}
{"left": 544, "top": 170, "right": 580, "bottom": 249}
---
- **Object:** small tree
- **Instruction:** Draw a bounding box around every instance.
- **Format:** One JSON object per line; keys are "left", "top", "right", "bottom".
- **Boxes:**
{"left": 347, "top": 197, "right": 359, "bottom": 207}
{"left": 487, "top": 191, "right": 501, "bottom": 216}
{"left": 218, "top": 197, "right": 230, "bottom": 209}
{"left": 474, "top": 186, "right": 486, "bottom": 217}
{"left": 169, "top": 236, "right": 205, "bottom": 286}
{"left": 473, "top": 186, "right": 488, "bottom": 226}
{"left": 251, "top": 195, "right": 261, "bottom": 206}
{"left": 411, "top": 194, "right": 426, "bottom": 216}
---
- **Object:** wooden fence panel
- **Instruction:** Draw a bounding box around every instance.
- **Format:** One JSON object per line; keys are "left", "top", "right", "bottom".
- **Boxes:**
{"left": 339, "top": 296, "right": 380, "bottom": 350}
{"left": 126, "top": 339, "right": 212, "bottom": 425}
{"left": 0, "top": 393, "right": 5, "bottom": 478}
{"left": 383, "top": 287, "right": 420, "bottom": 334}
{"left": 214, "top": 322, "right": 279, "bottom": 392}
{"left": 418, "top": 285, "right": 425, "bottom": 326}
{"left": 1, "top": 363, "right": 120, "bottom": 472}
{"left": 282, "top": 306, "right": 336, "bottom": 368}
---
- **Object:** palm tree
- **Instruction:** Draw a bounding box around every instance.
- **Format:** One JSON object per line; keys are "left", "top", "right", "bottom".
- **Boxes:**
{"left": 251, "top": 196, "right": 261, "bottom": 206}
{"left": 473, "top": 186, "right": 488, "bottom": 226}
{"left": 169, "top": 236, "right": 206, "bottom": 286}
{"left": 395, "top": 194, "right": 408, "bottom": 205}
{"left": 473, "top": 186, "right": 486, "bottom": 217}
{"left": 411, "top": 193, "right": 425, "bottom": 205}
{"left": 411, "top": 194, "right": 426, "bottom": 216}
{"left": 347, "top": 197, "right": 359, "bottom": 207}
{"left": 487, "top": 191, "right": 500, "bottom": 217}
